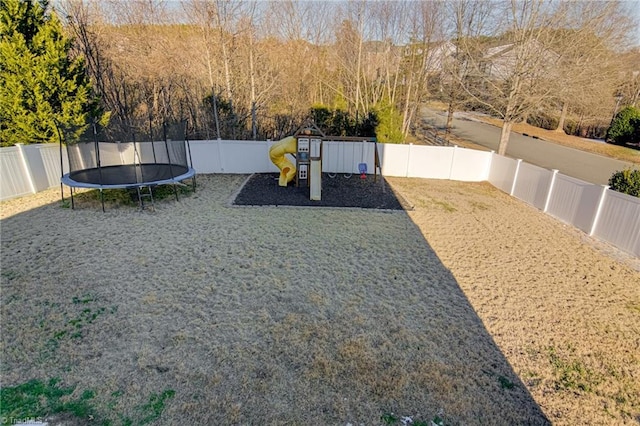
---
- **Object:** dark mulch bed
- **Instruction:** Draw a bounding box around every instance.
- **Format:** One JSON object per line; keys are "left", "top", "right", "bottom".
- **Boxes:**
{"left": 233, "top": 173, "right": 413, "bottom": 210}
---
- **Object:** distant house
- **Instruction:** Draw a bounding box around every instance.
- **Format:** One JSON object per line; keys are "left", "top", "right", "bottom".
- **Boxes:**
{"left": 479, "top": 39, "right": 559, "bottom": 80}
{"left": 424, "top": 41, "right": 456, "bottom": 74}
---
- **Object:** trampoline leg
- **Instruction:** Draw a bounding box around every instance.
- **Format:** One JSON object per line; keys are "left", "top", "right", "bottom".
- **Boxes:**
{"left": 100, "top": 189, "right": 105, "bottom": 213}
{"left": 70, "top": 187, "right": 75, "bottom": 210}
{"left": 173, "top": 184, "right": 179, "bottom": 202}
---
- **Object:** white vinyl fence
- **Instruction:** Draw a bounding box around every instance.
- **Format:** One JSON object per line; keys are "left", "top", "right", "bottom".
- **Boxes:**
{"left": 1, "top": 140, "right": 638, "bottom": 256}
{"left": 487, "top": 154, "right": 639, "bottom": 256}
{"left": 0, "top": 143, "right": 65, "bottom": 200}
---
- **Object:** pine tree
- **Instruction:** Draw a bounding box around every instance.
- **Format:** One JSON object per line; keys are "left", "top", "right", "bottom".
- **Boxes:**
{"left": 373, "top": 97, "right": 404, "bottom": 144}
{"left": 0, "top": 0, "right": 98, "bottom": 146}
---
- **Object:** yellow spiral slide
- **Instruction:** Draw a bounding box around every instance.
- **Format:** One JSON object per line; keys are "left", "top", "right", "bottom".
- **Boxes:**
{"left": 268, "top": 136, "right": 297, "bottom": 186}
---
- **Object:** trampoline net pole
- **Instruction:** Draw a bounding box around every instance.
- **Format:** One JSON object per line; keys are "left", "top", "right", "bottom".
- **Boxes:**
{"left": 94, "top": 120, "right": 104, "bottom": 187}
{"left": 184, "top": 120, "right": 196, "bottom": 191}
{"left": 132, "top": 129, "right": 144, "bottom": 185}
{"left": 149, "top": 115, "right": 158, "bottom": 164}
{"left": 55, "top": 121, "right": 65, "bottom": 205}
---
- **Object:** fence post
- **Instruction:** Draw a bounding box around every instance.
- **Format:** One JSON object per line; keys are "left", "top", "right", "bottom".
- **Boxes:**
{"left": 589, "top": 185, "right": 609, "bottom": 236}
{"left": 485, "top": 150, "right": 495, "bottom": 181}
{"left": 216, "top": 139, "right": 225, "bottom": 172}
{"left": 510, "top": 158, "right": 522, "bottom": 196}
{"left": 405, "top": 143, "right": 412, "bottom": 177}
{"left": 448, "top": 145, "right": 458, "bottom": 180}
{"left": 543, "top": 169, "right": 559, "bottom": 213}
{"left": 16, "top": 143, "right": 37, "bottom": 194}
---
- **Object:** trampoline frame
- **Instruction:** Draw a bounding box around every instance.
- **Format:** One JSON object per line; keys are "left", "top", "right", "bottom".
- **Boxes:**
{"left": 57, "top": 120, "right": 196, "bottom": 212}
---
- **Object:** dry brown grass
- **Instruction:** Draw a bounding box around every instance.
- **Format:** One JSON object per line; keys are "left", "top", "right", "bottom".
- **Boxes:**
{"left": 1, "top": 175, "right": 638, "bottom": 425}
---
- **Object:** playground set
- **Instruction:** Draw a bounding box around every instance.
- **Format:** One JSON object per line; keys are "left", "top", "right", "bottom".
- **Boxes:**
{"left": 268, "top": 123, "right": 382, "bottom": 201}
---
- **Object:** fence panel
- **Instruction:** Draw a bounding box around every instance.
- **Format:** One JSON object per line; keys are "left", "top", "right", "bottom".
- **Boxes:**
{"left": 488, "top": 154, "right": 518, "bottom": 194}
{"left": 450, "top": 148, "right": 492, "bottom": 181}
{"left": 220, "top": 141, "right": 271, "bottom": 173}
{"left": 545, "top": 174, "right": 603, "bottom": 233}
{"left": 593, "top": 190, "right": 640, "bottom": 256}
{"left": 40, "top": 144, "right": 66, "bottom": 186}
{"left": 378, "top": 143, "right": 410, "bottom": 177}
{"left": 512, "top": 162, "right": 553, "bottom": 210}
{"left": 407, "top": 145, "right": 454, "bottom": 179}
{"left": 18, "top": 144, "right": 50, "bottom": 192}
{"left": 190, "top": 140, "right": 270, "bottom": 174}
{"left": 190, "top": 140, "right": 222, "bottom": 173}
{"left": 0, "top": 146, "right": 32, "bottom": 201}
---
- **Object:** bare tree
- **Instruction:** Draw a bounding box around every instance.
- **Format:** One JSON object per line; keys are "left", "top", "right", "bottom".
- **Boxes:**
{"left": 399, "top": 0, "right": 445, "bottom": 137}
{"left": 441, "top": 0, "right": 494, "bottom": 135}
{"left": 548, "top": 1, "right": 633, "bottom": 133}
{"left": 447, "top": 0, "right": 636, "bottom": 153}
{"left": 59, "top": 0, "right": 639, "bottom": 143}
{"left": 330, "top": 1, "right": 368, "bottom": 117}
{"left": 617, "top": 48, "right": 640, "bottom": 108}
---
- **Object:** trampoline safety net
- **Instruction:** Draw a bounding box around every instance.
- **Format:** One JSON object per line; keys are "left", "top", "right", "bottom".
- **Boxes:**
{"left": 62, "top": 121, "right": 191, "bottom": 187}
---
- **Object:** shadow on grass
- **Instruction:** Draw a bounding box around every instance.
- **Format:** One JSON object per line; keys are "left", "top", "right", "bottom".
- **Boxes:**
{"left": 1, "top": 174, "right": 549, "bottom": 425}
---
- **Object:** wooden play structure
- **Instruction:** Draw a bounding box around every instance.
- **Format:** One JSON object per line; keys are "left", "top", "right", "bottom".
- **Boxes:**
{"left": 268, "top": 122, "right": 382, "bottom": 201}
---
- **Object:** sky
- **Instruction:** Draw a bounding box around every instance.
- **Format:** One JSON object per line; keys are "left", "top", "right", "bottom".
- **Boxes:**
{"left": 51, "top": 0, "right": 640, "bottom": 47}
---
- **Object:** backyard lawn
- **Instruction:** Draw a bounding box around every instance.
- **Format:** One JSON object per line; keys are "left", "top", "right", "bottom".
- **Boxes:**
{"left": 1, "top": 174, "right": 638, "bottom": 425}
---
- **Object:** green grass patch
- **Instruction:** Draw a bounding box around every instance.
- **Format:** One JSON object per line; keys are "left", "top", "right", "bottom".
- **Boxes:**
{"left": 469, "top": 200, "right": 490, "bottom": 211}
{"left": 75, "top": 188, "right": 137, "bottom": 206}
{"left": 152, "top": 183, "right": 194, "bottom": 200}
{"left": 482, "top": 368, "right": 517, "bottom": 391}
{"left": 50, "top": 295, "right": 112, "bottom": 342}
{"left": 498, "top": 375, "right": 515, "bottom": 390}
{"left": 0, "top": 269, "right": 20, "bottom": 281}
{"left": 431, "top": 198, "right": 457, "bottom": 212}
{"left": 40, "top": 295, "right": 117, "bottom": 360}
{"left": 381, "top": 412, "right": 444, "bottom": 426}
{"left": 1, "top": 380, "right": 176, "bottom": 426}
{"left": 548, "top": 346, "right": 601, "bottom": 393}
{"left": 115, "top": 388, "right": 176, "bottom": 426}
{"left": 73, "top": 183, "right": 194, "bottom": 208}
{"left": 138, "top": 389, "right": 176, "bottom": 425}
{"left": 381, "top": 412, "right": 398, "bottom": 424}
{"left": 625, "top": 302, "right": 640, "bottom": 314}
{"left": 0, "top": 378, "right": 96, "bottom": 425}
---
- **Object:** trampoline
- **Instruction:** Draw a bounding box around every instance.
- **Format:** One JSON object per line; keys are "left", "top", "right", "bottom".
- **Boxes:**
{"left": 58, "top": 120, "right": 196, "bottom": 211}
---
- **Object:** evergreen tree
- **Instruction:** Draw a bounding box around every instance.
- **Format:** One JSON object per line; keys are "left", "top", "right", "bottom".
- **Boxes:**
{"left": 0, "top": 0, "right": 98, "bottom": 146}
{"left": 373, "top": 97, "right": 404, "bottom": 144}
{"left": 606, "top": 106, "right": 640, "bottom": 146}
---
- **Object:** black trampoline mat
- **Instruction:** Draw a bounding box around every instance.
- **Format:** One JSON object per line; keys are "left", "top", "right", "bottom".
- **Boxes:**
{"left": 69, "top": 164, "right": 189, "bottom": 186}
{"left": 233, "top": 173, "right": 413, "bottom": 210}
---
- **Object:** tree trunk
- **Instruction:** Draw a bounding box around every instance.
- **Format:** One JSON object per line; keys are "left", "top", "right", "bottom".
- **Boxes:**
{"left": 555, "top": 102, "right": 568, "bottom": 133}
{"left": 354, "top": 16, "right": 364, "bottom": 117}
{"left": 251, "top": 101, "right": 257, "bottom": 140}
{"left": 212, "top": 92, "right": 221, "bottom": 140}
{"left": 498, "top": 120, "right": 513, "bottom": 156}
{"left": 249, "top": 32, "right": 257, "bottom": 140}
{"left": 446, "top": 101, "right": 454, "bottom": 135}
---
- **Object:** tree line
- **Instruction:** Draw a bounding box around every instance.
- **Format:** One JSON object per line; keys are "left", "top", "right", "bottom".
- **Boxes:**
{"left": 1, "top": 0, "right": 638, "bottom": 153}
